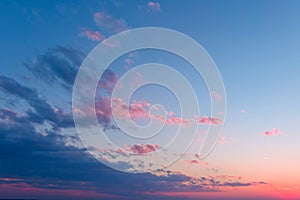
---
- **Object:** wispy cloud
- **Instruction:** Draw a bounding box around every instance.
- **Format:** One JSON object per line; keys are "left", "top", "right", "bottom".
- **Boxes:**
{"left": 93, "top": 11, "right": 128, "bottom": 34}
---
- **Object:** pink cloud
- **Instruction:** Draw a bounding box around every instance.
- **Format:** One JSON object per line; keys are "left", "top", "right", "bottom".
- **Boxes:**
{"left": 82, "top": 30, "right": 105, "bottom": 41}
{"left": 0, "top": 177, "right": 23, "bottom": 182}
{"left": 197, "top": 116, "right": 222, "bottom": 125}
{"left": 186, "top": 159, "right": 200, "bottom": 164}
{"left": 147, "top": 2, "right": 161, "bottom": 11}
{"left": 185, "top": 159, "right": 208, "bottom": 166}
{"left": 264, "top": 128, "right": 280, "bottom": 136}
{"left": 218, "top": 136, "right": 228, "bottom": 145}
{"left": 94, "top": 71, "right": 221, "bottom": 129}
{"left": 134, "top": 72, "right": 142, "bottom": 86}
{"left": 212, "top": 91, "right": 222, "bottom": 101}
{"left": 240, "top": 109, "right": 247, "bottom": 114}
{"left": 93, "top": 11, "right": 128, "bottom": 33}
{"left": 129, "top": 100, "right": 151, "bottom": 120}
{"left": 96, "top": 96, "right": 113, "bottom": 125}
{"left": 98, "top": 69, "right": 118, "bottom": 92}
{"left": 195, "top": 154, "right": 201, "bottom": 159}
{"left": 108, "top": 98, "right": 151, "bottom": 121}
{"left": 96, "top": 97, "right": 149, "bottom": 126}
{"left": 125, "top": 58, "right": 134, "bottom": 65}
{"left": 126, "top": 144, "right": 160, "bottom": 154}
{"left": 165, "top": 116, "right": 190, "bottom": 127}
{"left": 124, "top": 52, "right": 138, "bottom": 69}
{"left": 151, "top": 112, "right": 190, "bottom": 127}
{"left": 108, "top": 98, "right": 190, "bottom": 127}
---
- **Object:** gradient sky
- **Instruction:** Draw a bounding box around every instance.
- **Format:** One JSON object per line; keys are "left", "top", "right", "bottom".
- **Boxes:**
{"left": 0, "top": 0, "right": 300, "bottom": 199}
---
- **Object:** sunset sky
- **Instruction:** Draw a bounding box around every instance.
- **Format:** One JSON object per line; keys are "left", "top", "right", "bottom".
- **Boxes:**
{"left": 1, "top": 0, "right": 300, "bottom": 199}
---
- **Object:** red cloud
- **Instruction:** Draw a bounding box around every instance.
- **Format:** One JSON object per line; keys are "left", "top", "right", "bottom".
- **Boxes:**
{"left": 83, "top": 30, "right": 105, "bottom": 41}
{"left": 264, "top": 128, "right": 280, "bottom": 136}
{"left": 126, "top": 144, "right": 160, "bottom": 154}
{"left": 197, "top": 116, "right": 222, "bottom": 125}
{"left": 165, "top": 116, "right": 190, "bottom": 127}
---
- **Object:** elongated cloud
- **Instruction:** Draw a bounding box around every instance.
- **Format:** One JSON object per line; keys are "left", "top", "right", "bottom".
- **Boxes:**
{"left": 0, "top": 76, "right": 73, "bottom": 130}
{"left": 82, "top": 30, "right": 105, "bottom": 41}
{"left": 264, "top": 128, "right": 280, "bottom": 136}
{"left": 164, "top": 115, "right": 190, "bottom": 126}
{"left": 95, "top": 96, "right": 192, "bottom": 128}
{"left": 24, "top": 46, "right": 83, "bottom": 88}
{"left": 126, "top": 144, "right": 160, "bottom": 154}
{"left": 187, "top": 159, "right": 200, "bottom": 164}
{"left": 197, "top": 116, "right": 222, "bottom": 125}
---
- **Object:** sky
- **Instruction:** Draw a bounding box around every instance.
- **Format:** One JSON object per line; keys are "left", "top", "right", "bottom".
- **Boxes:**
{"left": 0, "top": 0, "right": 300, "bottom": 199}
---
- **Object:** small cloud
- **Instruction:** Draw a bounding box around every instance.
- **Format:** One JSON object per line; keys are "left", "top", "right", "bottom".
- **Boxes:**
{"left": 186, "top": 159, "right": 200, "bottom": 165}
{"left": 147, "top": 2, "right": 161, "bottom": 12}
{"left": 93, "top": 11, "right": 128, "bottom": 34}
{"left": 197, "top": 116, "right": 222, "bottom": 125}
{"left": 186, "top": 159, "right": 208, "bottom": 166}
{"left": 218, "top": 136, "right": 228, "bottom": 145}
{"left": 126, "top": 144, "right": 160, "bottom": 154}
{"left": 211, "top": 91, "right": 222, "bottom": 102}
{"left": 240, "top": 110, "right": 247, "bottom": 114}
{"left": 264, "top": 128, "right": 281, "bottom": 136}
{"left": 82, "top": 30, "right": 105, "bottom": 41}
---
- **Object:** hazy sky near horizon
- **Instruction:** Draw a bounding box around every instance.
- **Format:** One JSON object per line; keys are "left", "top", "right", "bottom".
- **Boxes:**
{"left": 0, "top": 0, "right": 300, "bottom": 199}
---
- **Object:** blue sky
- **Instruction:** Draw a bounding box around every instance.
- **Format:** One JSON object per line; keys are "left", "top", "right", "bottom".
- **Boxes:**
{"left": 1, "top": 0, "right": 300, "bottom": 199}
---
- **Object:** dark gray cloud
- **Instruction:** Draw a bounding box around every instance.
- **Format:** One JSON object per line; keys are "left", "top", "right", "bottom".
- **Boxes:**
{"left": 0, "top": 107, "right": 212, "bottom": 197}
{"left": 0, "top": 75, "right": 73, "bottom": 130}
{"left": 0, "top": 106, "right": 264, "bottom": 199}
{"left": 24, "top": 46, "right": 84, "bottom": 88}
{"left": 0, "top": 45, "right": 268, "bottom": 200}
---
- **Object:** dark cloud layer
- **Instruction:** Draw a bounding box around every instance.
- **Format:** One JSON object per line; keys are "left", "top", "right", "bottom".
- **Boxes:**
{"left": 0, "top": 75, "right": 73, "bottom": 130}
{"left": 0, "top": 106, "right": 216, "bottom": 199}
{"left": 24, "top": 46, "right": 84, "bottom": 89}
{"left": 0, "top": 45, "right": 267, "bottom": 199}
